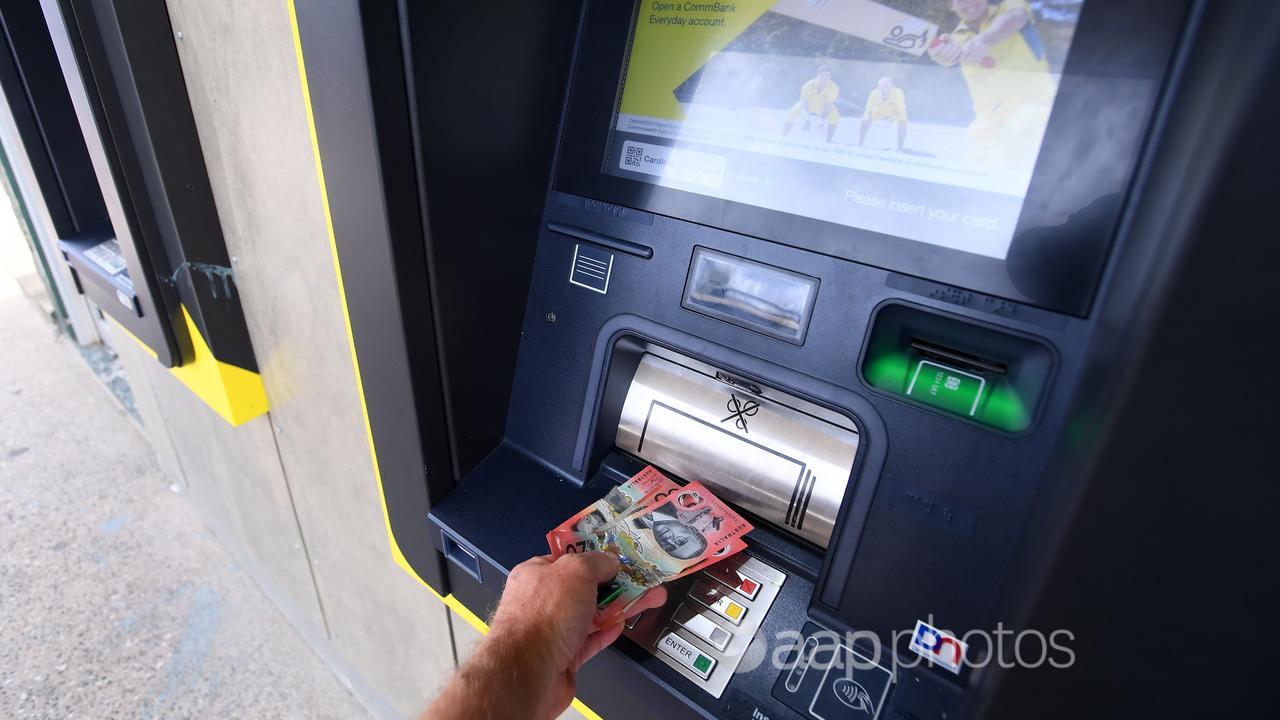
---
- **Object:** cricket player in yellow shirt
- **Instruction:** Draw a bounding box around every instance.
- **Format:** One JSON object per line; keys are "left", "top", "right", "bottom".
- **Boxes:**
{"left": 860, "top": 77, "right": 909, "bottom": 151}
{"left": 783, "top": 65, "right": 840, "bottom": 142}
{"left": 927, "top": 0, "right": 1057, "bottom": 172}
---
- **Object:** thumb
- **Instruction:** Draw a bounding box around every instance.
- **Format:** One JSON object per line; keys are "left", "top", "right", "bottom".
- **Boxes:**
{"left": 571, "top": 551, "right": 621, "bottom": 584}
{"left": 573, "top": 621, "right": 625, "bottom": 671}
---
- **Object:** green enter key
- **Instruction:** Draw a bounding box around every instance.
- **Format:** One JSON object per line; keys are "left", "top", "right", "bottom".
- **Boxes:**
{"left": 905, "top": 360, "right": 987, "bottom": 417}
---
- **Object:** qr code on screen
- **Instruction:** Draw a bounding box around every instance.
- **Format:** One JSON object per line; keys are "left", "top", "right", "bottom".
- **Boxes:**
{"left": 623, "top": 145, "right": 643, "bottom": 167}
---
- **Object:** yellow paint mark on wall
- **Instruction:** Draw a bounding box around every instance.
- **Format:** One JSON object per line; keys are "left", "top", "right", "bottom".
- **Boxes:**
{"left": 113, "top": 307, "right": 269, "bottom": 426}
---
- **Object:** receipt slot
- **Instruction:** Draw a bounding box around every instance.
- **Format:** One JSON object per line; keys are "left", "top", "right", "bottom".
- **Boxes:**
{"left": 292, "top": 1, "right": 1275, "bottom": 718}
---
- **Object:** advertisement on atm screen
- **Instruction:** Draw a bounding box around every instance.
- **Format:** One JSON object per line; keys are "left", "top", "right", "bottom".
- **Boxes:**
{"left": 610, "top": 0, "right": 1085, "bottom": 260}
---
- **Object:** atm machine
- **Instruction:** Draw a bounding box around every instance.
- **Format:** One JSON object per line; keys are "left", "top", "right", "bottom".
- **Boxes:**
{"left": 0, "top": 0, "right": 270, "bottom": 426}
{"left": 292, "top": 1, "right": 1276, "bottom": 718}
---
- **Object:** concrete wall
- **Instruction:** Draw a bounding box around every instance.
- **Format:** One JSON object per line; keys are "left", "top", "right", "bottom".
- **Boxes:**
{"left": 98, "top": 2, "right": 461, "bottom": 717}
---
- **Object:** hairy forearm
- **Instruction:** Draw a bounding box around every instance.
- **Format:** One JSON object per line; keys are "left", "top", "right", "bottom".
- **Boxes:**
{"left": 426, "top": 627, "right": 557, "bottom": 720}
{"left": 422, "top": 553, "right": 659, "bottom": 720}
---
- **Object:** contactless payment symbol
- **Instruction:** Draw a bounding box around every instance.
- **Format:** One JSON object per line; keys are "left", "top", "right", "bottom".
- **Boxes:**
{"left": 909, "top": 620, "right": 967, "bottom": 674}
{"left": 805, "top": 642, "right": 893, "bottom": 720}
{"left": 833, "top": 678, "right": 875, "bottom": 715}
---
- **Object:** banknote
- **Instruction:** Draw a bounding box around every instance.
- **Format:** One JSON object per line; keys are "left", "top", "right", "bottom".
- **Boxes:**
{"left": 550, "top": 480, "right": 753, "bottom": 625}
{"left": 545, "top": 465, "right": 679, "bottom": 545}
{"left": 601, "top": 481, "right": 752, "bottom": 582}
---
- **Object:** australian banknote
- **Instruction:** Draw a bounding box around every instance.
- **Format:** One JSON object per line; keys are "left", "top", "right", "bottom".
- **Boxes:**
{"left": 548, "top": 477, "right": 753, "bottom": 625}
{"left": 544, "top": 465, "right": 679, "bottom": 542}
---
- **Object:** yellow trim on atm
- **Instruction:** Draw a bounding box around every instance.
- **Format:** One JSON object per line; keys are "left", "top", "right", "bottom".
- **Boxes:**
{"left": 170, "top": 306, "right": 269, "bottom": 426}
{"left": 287, "top": 6, "right": 604, "bottom": 717}
{"left": 285, "top": 0, "right": 422, "bottom": 596}
{"left": 113, "top": 306, "right": 269, "bottom": 427}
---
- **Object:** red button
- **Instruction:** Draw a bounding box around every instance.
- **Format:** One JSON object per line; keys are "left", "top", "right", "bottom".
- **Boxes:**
{"left": 705, "top": 564, "right": 762, "bottom": 599}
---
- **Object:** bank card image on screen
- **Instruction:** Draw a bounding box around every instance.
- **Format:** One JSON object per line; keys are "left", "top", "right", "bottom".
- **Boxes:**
{"left": 609, "top": 0, "right": 1085, "bottom": 259}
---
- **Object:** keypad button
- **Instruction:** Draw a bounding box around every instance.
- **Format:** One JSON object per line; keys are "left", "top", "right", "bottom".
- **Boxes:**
{"left": 706, "top": 564, "right": 763, "bottom": 600}
{"left": 692, "top": 579, "right": 747, "bottom": 625}
{"left": 657, "top": 631, "right": 716, "bottom": 679}
{"left": 676, "top": 606, "right": 732, "bottom": 651}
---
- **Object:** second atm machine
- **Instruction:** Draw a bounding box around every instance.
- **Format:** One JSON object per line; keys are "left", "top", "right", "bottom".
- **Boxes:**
{"left": 298, "top": 1, "right": 1273, "bottom": 719}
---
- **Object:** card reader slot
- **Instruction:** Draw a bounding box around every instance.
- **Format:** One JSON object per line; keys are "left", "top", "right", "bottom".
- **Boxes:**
{"left": 909, "top": 339, "right": 1007, "bottom": 375}
{"left": 864, "top": 303, "right": 1054, "bottom": 432}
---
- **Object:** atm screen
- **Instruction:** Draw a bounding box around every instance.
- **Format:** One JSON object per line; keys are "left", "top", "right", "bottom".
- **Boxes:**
{"left": 605, "top": 0, "right": 1085, "bottom": 261}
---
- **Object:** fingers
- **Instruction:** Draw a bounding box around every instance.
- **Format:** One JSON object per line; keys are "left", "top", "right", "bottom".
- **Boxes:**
{"left": 937, "top": 37, "right": 964, "bottom": 65}
{"left": 561, "top": 550, "right": 620, "bottom": 584}
{"left": 624, "top": 586, "right": 668, "bottom": 617}
{"left": 573, "top": 587, "right": 668, "bottom": 671}
{"left": 961, "top": 39, "right": 988, "bottom": 66}
{"left": 573, "top": 621, "right": 625, "bottom": 671}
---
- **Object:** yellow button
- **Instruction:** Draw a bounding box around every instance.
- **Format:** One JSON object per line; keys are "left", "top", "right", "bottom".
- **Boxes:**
{"left": 692, "top": 578, "right": 747, "bottom": 625}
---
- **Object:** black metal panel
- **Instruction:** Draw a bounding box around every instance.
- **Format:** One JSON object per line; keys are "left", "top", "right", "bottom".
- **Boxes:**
{"left": 398, "top": 0, "right": 581, "bottom": 479}
{"left": 293, "top": 0, "right": 450, "bottom": 592}
{"left": 63, "top": 0, "right": 256, "bottom": 371}
{"left": 0, "top": 0, "right": 106, "bottom": 237}
{"left": 981, "top": 3, "right": 1279, "bottom": 717}
{"left": 55, "top": 0, "right": 181, "bottom": 366}
{"left": 293, "top": 0, "right": 582, "bottom": 593}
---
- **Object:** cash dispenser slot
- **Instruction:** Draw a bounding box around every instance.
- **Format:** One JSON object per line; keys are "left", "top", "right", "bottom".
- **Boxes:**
{"left": 614, "top": 347, "right": 859, "bottom": 549}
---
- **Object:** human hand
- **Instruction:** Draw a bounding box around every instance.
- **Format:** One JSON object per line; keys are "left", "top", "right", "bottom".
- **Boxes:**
{"left": 960, "top": 36, "right": 991, "bottom": 65}
{"left": 927, "top": 34, "right": 962, "bottom": 66}
{"left": 489, "top": 553, "right": 668, "bottom": 719}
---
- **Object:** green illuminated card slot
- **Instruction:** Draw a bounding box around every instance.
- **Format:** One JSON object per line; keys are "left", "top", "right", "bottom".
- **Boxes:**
{"left": 862, "top": 304, "right": 1052, "bottom": 433}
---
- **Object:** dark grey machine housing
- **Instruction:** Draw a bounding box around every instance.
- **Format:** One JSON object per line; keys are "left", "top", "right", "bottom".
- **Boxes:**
{"left": 293, "top": 1, "right": 1277, "bottom": 718}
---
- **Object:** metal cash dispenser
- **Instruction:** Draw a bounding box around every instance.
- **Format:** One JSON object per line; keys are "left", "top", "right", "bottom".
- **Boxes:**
{"left": 617, "top": 349, "right": 858, "bottom": 550}
{"left": 614, "top": 346, "right": 858, "bottom": 693}
{"left": 292, "top": 1, "right": 1276, "bottom": 718}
